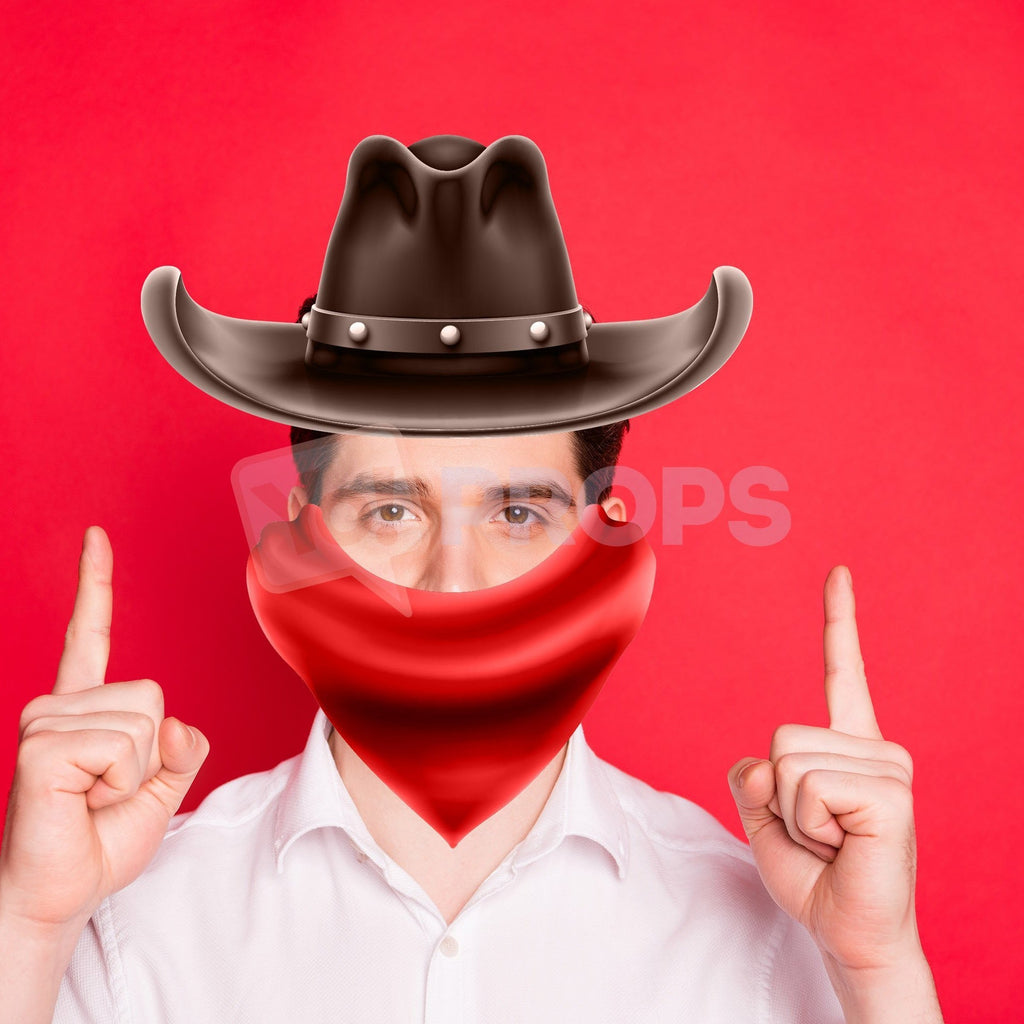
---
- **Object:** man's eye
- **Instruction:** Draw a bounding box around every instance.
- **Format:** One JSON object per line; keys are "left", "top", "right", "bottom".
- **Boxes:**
{"left": 501, "top": 505, "right": 539, "bottom": 526}
{"left": 364, "top": 503, "right": 414, "bottom": 525}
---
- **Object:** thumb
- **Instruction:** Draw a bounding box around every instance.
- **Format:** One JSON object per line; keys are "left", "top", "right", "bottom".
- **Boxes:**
{"left": 727, "top": 757, "right": 779, "bottom": 841}
{"left": 141, "top": 717, "right": 211, "bottom": 818}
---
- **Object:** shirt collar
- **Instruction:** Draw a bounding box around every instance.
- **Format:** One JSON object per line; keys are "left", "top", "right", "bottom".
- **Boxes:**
{"left": 273, "top": 710, "right": 375, "bottom": 871}
{"left": 509, "top": 721, "right": 631, "bottom": 880}
{"left": 274, "top": 711, "right": 630, "bottom": 881}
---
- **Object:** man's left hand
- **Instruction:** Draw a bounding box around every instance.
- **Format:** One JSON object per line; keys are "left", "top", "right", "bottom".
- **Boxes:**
{"left": 727, "top": 566, "right": 934, "bottom": 988}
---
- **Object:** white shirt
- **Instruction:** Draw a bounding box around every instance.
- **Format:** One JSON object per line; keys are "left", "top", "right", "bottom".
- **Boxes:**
{"left": 56, "top": 712, "right": 844, "bottom": 1023}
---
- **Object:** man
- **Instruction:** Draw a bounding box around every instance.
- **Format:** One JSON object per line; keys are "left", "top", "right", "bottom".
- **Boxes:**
{"left": 0, "top": 424, "right": 943, "bottom": 1023}
{"left": 0, "top": 133, "right": 943, "bottom": 1021}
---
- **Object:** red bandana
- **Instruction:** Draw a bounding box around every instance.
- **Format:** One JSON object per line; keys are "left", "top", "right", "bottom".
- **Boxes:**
{"left": 247, "top": 502, "right": 656, "bottom": 846}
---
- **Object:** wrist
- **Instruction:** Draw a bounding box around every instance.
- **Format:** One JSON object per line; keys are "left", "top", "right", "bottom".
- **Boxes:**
{"left": 0, "top": 897, "right": 89, "bottom": 1024}
{"left": 823, "top": 948, "right": 943, "bottom": 1024}
{"left": 0, "top": 889, "right": 90, "bottom": 978}
{"left": 0, "top": 877, "right": 94, "bottom": 942}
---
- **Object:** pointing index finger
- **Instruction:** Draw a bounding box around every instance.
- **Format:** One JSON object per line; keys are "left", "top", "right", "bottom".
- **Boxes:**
{"left": 822, "top": 565, "right": 882, "bottom": 739}
{"left": 54, "top": 526, "right": 113, "bottom": 694}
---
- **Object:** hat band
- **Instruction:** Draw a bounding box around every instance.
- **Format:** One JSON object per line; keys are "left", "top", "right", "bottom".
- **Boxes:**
{"left": 306, "top": 305, "right": 588, "bottom": 357}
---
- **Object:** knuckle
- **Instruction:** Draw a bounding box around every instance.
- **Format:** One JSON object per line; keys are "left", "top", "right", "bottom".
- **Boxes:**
{"left": 20, "top": 715, "right": 58, "bottom": 740}
{"left": 801, "top": 768, "right": 830, "bottom": 800}
{"left": 133, "top": 678, "right": 165, "bottom": 714}
{"left": 65, "top": 621, "right": 111, "bottom": 644}
{"left": 884, "top": 757, "right": 913, "bottom": 787}
{"left": 18, "top": 694, "right": 54, "bottom": 735}
{"left": 824, "top": 655, "right": 865, "bottom": 679}
{"left": 884, "top": 774, "right": 914, "bottom": 808}
{"left": 885, "top": 742, "right": 914, "bottom": 783}
{"left": 124, "top": 710, "right": 156, "bottom": 748}
{"left": 773, "top": 751, "right": 802, "bottom": 785}
{"left": 16, "top": 728, "right": 59, "bottom": 767}
{"left": 769, "top": 723, "right": 800, "bottom": 758}
{"left": 869, "top": 774, "right": 914, "bottom": 820}
{"left": 106, "top": 730, "right": 137, "bottom": 763}
{"left": 798, "top": 767, "right": 819, "bottom": 796}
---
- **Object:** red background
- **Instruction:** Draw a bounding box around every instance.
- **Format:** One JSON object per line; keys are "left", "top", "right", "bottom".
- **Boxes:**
{"left": 2, "top": 1, "right": 1020, "bottom": 1017}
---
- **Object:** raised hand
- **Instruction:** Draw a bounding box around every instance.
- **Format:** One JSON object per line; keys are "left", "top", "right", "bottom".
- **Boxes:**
{"left": 727, "top": 566, "right": 931, "bottom": 984}
{"left": 0, "top": 526, "right": 210, "bottom": 933}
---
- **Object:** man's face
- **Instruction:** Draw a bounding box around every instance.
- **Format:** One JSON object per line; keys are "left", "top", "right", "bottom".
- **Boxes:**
{"left": 287, "top": 432, "right": 625, "bottom": 592}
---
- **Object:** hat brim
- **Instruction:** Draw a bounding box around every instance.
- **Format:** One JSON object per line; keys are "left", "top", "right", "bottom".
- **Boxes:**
{"left": 141, "top": 265, "right": 752, "bottom": 436}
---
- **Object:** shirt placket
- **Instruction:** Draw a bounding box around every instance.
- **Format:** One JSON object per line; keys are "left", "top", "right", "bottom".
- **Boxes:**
{"left": 422, "top": 921, "right": 466, "bottom": 1024}
{"left": 344, "top": 833, "right": 473, "bottom": 1024}
{"left": 344, "top": 821, "right": 561, "bottom": 1024}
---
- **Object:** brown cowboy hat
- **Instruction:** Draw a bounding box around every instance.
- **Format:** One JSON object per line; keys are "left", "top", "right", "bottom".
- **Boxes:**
{"left": 141, "top": 134, "right": 752, "bottom": 436}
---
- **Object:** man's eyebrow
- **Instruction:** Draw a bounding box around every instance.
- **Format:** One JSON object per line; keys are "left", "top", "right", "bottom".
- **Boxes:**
{"left": 327, "top": 474, "right": 577, "bottom": 509}
{"left": 482, "top": 481, "right": 577, "bottom": 509}
{"left": 328, "top": 473, "right": 436, "bottom": 502}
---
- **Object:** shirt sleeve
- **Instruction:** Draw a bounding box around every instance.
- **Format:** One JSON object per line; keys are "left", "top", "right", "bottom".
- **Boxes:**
{"left": 768, "top": 915, "right": 846, "bottom": 1024}
{"left": 53, "top": 902, "right": 123, "bottom": 1024}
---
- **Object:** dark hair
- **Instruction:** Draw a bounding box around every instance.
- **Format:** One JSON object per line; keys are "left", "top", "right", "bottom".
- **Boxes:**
{"left": 290, "top": 296, "right": 630, "bottom": 505}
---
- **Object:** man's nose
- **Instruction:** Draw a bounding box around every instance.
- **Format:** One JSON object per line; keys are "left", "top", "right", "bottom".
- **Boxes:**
{"left": 417, "top": 525, "right": 488, "bottom": 592}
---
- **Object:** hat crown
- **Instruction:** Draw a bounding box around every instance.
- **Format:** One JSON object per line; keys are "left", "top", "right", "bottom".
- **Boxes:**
{"left": 407, "top": 134, "right": 486, "bottom": 170}
{"left": 315, "top": 134, "right": 579, "bottom": 320}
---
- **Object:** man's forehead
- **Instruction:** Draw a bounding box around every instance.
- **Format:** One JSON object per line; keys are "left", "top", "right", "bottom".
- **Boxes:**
{"left": 324, "top": 431, "right": 579, "bottom": 479}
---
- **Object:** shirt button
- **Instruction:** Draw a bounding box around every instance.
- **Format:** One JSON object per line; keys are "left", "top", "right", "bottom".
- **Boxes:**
{"left": 439, "top": 934, "right": 459, "bottom": 958}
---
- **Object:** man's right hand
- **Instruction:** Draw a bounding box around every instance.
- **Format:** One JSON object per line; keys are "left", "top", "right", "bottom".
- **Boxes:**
{"left": 0, "top": 525, "right": 210, "bottom": 934}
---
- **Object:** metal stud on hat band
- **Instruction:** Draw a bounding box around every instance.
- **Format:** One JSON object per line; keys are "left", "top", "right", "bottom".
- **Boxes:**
{"left": 305, "top": 304, "right": 589, "bottom": 359}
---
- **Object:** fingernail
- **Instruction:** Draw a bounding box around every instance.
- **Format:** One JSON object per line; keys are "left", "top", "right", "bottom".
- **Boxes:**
{"left": 174, "top": 718, "right": 197, "bottom": 748}
{"left": 736, "top": 761, "right": 758, "bottom": 788}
